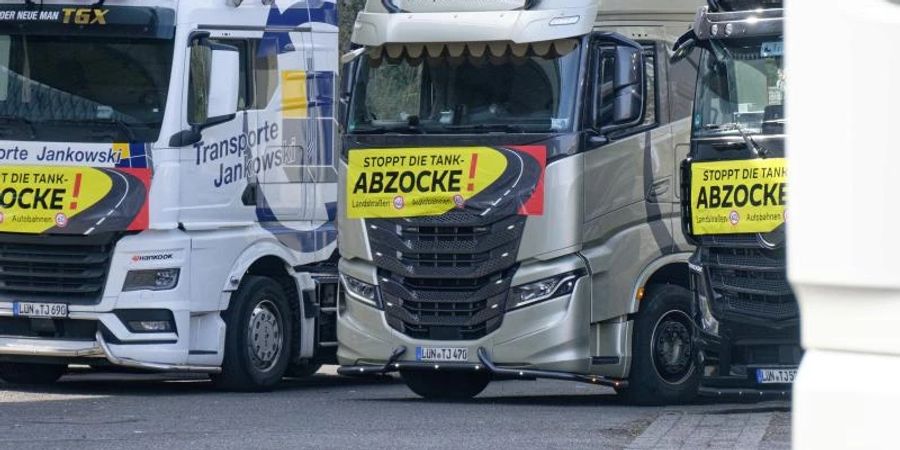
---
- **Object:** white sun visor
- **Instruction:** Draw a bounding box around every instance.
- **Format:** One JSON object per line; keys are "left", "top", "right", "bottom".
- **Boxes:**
{"left": 366, "top": 39, "right": 578, "bottom": 67}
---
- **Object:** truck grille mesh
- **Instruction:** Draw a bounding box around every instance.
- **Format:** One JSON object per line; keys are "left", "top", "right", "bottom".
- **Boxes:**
{"left": 368, "top": 212, "right": 525, "bottom": 340}
{"left": 699, "top": 236, "right": 797, "bottom": 322}
{"left": 0, "top": 233, "right": 117, "bottom": 305}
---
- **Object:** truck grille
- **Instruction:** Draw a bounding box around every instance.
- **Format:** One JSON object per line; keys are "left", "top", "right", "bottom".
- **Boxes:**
{"left": 699, "top": 235, "right": 797, "bottom": 322}
{"left": 0, "top": 233, "right": 117, "bottom": 305}
{"left": 368, "top": 211, "right": 525, "bottom": 341}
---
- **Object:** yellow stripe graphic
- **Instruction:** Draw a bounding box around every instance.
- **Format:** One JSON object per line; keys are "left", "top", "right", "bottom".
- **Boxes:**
{"left": 281, "top": 70, "right": 308, "bottom": 119}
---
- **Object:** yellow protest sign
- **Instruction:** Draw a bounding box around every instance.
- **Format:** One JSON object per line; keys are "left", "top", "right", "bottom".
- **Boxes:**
{"left": 0, "top": 166, "right": 112, "bottom": 234}
{"left": 347, "top": 147, "right": 516, "bottom": 219}
{"left": 690, "top": 158, "right": 787, "bottom": 235}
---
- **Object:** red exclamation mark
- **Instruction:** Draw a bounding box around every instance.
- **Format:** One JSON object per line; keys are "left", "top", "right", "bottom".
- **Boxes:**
{"left": 69, "top": 173, "right": 82, "bottom": 210}
{"left": 467, "top": 154, "right": 478, "bottom": 191}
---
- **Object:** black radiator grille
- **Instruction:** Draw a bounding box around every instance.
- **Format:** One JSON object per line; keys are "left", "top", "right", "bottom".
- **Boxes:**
{"left": 0, "top": 233, "right": 117, "bottom": 305}
{"left": 368, "top": 212, "right": 524, "bottom": 341}
{"left": 699, "top": 236, "right": 797, "bottom": 322}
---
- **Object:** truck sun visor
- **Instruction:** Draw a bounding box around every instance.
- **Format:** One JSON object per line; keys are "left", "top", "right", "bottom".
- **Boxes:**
{"left": 366, "top": 39, "right": 578, "bottom": 66}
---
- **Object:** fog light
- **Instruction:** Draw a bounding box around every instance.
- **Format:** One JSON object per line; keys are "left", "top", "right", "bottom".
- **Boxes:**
{"left": 123, "top": 269, "right": 180, "bottom": 292}
{"left": 115, "top": 309, "right": 177, "bottom": 334}
{"left": 128, "top": 320, "right": 174, "bottom": 332}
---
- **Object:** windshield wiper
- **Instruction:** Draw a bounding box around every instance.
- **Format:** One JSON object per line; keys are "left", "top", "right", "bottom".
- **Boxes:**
{"left": 441, "top": 124, "right": 527, "bottom": 133}
{"left": 703, "top": 123, "right": 771, "bottom": 157}
{"left": 84, "top": 118, "right": 138, "bottom": 142}
{"left": 0, "top": 115, "right": 37, "bottom": 139}
{"left": 48, "top": 118, "right": 138, "bottom": 141}
{"left": 351, "top": 124, "right": 425, "bottom": 135}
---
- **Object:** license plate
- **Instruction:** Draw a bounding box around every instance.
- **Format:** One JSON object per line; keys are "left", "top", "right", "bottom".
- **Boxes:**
{"left": 415, "top": 347, "right": 468, "bottom": 362}
{"left": 756, "top": 368, "right": 797, "bottom": 384}
{"left": 13, "top": 302, "right": 68, "bottom": 319}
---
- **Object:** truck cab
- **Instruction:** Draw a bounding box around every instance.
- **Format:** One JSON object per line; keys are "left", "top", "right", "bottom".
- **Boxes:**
{"left": 674, "top": 0, "right": 799, "bottom": 395}
{"left": 337, "top": 0, "right": 705, "bottom": 403}
{"left": 0, "top": 0, "right": 339, "bottom": 390}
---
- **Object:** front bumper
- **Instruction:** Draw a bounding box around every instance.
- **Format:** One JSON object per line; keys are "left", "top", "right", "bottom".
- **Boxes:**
{"left": 0, "top": 230, "right": 227, "bottom": 372}
{"left": 690, "top": 256, "right": 801, "bottom": 393}
{"left": 0, "top": 331, "right": 220, "bottom": 373}
{"left": 337, "top": 264, "right": 598, "bottom": 376}
{"left": 338, "top": 346, "right": 626, "bottom": 388}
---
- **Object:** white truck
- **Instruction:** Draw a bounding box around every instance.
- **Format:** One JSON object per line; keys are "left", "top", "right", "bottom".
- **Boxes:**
{"left": 337, "top": 0, "right": 706, "bottom": 403}
{"left": 0, "top": 0, "right": 340, "bottom": 390}
{"left": 789, "top": 0, "right": 900, "bottom": 446}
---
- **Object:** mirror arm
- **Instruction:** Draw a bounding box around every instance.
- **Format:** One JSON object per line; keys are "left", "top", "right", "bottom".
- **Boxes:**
{"left": 168, "top": 113, "right": 237, "bottom": 148}
{"left": 592, "top": 31, "right": 642, "bottom": 51}
{"left": 187, "top": 30, "right": 211, "bottom": 47}
{"left": 169, "top": 128, "right": 202, "bottom": 147}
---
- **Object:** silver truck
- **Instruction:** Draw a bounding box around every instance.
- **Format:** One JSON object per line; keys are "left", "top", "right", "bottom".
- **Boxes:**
{"left": 336, "top": 0, "right": 704, "bottom": 404}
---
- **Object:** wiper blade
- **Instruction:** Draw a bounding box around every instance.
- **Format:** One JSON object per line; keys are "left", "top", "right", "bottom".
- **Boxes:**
{"left": 84, "top": 118, "right": 138, "bottom": 141}
{"left": 441, "top": 124, "right": 526, "bottom": 133}
{"left": 351, "top": 125, "right": 424, "bottom": 135}
{"left": 49, "top": 118, "right": 138, "bottom": 141}
{"left": 705, "top": 123, "right": 771, "bottom": 157}
{"left": 0, "top": 115, "right": 37, "bottom": 139}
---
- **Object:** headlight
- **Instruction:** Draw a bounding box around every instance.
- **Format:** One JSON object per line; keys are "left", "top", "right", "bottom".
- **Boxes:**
{"left": 508, "top": 271, "right": 583, "bottom": 310}
{"left": 341, "top": 274, "right": 382, "bottom": 309}
{"left": 122, "top": 269, "right": 180, "bottom": 292}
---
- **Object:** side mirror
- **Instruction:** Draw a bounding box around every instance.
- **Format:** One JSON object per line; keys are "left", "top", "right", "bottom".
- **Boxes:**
{"left": 670, "top": 29, "right": 698, "bottom": 64}
{"left": 207, "top": 45, "right": 240, "bottom": 121}
{"left": 607, "top": 45, "right": 645, "bottom": 129}
{"left": 173, "top": 38, "right": 240, "bottom": 147}
{"left": 187, "top": 38, "right": 239, "bottom": 129}
{"left": 339, "top": 48, "right": 365, "bottom": 131}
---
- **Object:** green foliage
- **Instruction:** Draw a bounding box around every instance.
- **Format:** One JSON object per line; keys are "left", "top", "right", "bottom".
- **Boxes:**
{"left": 339, "top": 0, "right": 367, "bottom": 53}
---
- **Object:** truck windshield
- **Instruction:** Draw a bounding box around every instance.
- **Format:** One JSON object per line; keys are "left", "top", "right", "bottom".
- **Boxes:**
{"left": 349, "top": 41, "right": 581, "bottom": 134}
{"left": 0, "top": 34, "right": 174, "bottom": 143}
{"left": 693, "top": 39, "right": 785, "bottom": 137}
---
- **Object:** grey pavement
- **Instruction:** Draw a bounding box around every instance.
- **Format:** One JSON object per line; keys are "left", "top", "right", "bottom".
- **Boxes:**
{"left": 0, "top": 366, "right": 791, "bottom": 450}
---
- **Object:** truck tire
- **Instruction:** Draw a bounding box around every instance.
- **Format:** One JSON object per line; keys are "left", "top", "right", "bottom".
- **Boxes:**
{"left": 617, "top": 284, "right": 699, "bottom": 405}
{"left": 286, "top": 362, "right": 322, "bottom": 378}
{"left": 0, "top": 363, "right": 66, "bottom": 385}
{"left": 212, "top": 276, "right": 293, "bottom": 391}
{"left": 401, "top": 371, "right": 490, "bottom": 400}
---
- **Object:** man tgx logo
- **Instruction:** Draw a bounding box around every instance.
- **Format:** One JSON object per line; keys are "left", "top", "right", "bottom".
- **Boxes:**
{"left": 61, "top": 8, "right": 108, "bottom": 25}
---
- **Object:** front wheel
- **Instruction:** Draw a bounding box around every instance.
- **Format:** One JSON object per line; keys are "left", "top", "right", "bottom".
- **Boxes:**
{"left": 0, "top": 363, "right": 66, "bottom": 385}
{"left": 212, "top": 276, "right": 293, "bottom": 391}
{"left": 617, "top": 284, "right": 699, "bottom": 406}
{"left": 401, "top": 371, "right": 490, "bottom": 400}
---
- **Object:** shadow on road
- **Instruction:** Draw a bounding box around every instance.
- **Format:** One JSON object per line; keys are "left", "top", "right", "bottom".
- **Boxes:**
{"left": 0, "top": 369, "right": 401, "bottom": 397}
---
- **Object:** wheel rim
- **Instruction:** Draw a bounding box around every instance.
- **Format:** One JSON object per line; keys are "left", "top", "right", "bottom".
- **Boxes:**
{"left": 247, "top": 299, "right": 284, "bottom": 373}
{"left": 650, "top": 309, "right": 695, "bottom": 385}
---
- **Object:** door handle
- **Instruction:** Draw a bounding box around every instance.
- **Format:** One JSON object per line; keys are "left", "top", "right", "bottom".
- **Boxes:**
{"left": 647, "top": 179, "right": 670, "bottom": 201}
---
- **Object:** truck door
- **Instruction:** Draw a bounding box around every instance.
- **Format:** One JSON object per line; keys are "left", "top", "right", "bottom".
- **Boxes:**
{"left": 259, "top": 20, "right": 339, "bottom": 257}
{"left": 583, "top": 41, "right": 675, "bottom": 251}
{"left": 583, "top": 39, "right": 677, "bottom": 322}
{"left": 257, "top": 26, "right": 314, "bottom": 225}
{"left": 179, "top": 30, "right": 263, "bottom": 227}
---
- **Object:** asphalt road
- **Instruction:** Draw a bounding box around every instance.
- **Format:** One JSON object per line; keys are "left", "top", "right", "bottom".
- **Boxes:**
{"left": 0, "top": 367, "right": 791, "bottom": 450}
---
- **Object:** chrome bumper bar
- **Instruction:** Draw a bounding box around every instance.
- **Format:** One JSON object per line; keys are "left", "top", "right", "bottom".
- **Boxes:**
{"left": 0, "top": 332, "right": 221, "bottom": 374}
